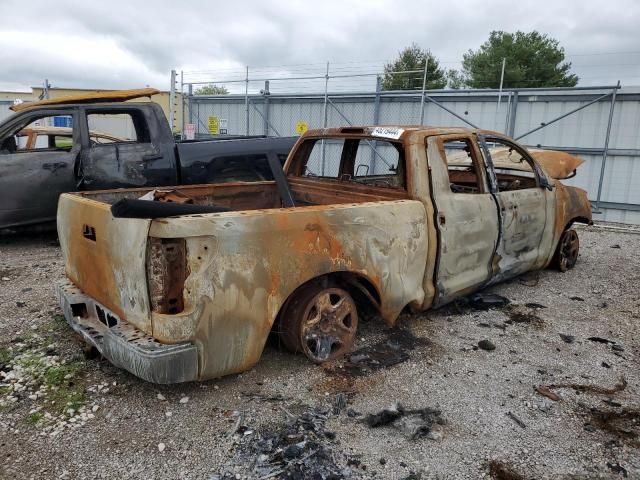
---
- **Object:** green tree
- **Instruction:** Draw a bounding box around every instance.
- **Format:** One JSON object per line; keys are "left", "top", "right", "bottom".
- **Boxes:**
{"left": 459, "top": 31, "right": 578, "bottom": 88}
{"left": 382, "top": 44, "right": 447, "bottom": 90}
{"left": 193, "top": 84, "right": 229, "bottom": 95}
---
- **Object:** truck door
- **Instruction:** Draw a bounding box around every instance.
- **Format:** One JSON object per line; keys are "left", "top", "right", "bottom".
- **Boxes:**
{"left": 426, "top": 134, "right": 500, "bottom": 306}
{"left": 0, "top": 111, "right": 79, "bottom": 229}
{"left": 78, "top": 107, "right": 177, "bottom": 190}
{"left": 478, "top": 135, "right": 554, "bottom": 279}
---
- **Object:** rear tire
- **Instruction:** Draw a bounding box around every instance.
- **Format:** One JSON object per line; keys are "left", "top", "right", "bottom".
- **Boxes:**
{"left": 552, "top": 229, "right": 580, "bottom": 272}
{"left": 279, "top": 283, "right": 358, "bottom": 363}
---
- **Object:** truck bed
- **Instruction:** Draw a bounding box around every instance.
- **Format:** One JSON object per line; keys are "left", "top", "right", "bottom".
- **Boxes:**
{"left": 68, "top": 177, "right": 409, "bottom": 211}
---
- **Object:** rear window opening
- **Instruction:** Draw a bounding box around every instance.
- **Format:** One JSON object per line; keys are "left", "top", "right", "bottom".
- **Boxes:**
{"left": 289, "top": 137, "right": 407, "bottom": 191}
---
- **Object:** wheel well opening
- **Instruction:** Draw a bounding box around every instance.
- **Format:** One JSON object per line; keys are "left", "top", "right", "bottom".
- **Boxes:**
{"left": 568, "top": 216, "right": 592, "bottom": 228}
{"left": 272, "top": 272, "right": 381, "bottom": 335}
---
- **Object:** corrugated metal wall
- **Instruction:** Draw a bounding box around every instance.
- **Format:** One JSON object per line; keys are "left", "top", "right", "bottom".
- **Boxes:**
{"left": 188, "top": 87, "right": 640, "bottom": 224}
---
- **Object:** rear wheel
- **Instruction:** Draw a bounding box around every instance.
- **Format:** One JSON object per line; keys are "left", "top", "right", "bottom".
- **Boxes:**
{"left": 279, "top": 284, "right": 358, "bottom": 363}
{"left": 553, "top": 229, "right": 580, "bottom": 272}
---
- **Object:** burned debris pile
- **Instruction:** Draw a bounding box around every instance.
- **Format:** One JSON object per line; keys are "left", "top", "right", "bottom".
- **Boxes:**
{"left": 215, "top": 405, "right": 348, "bottom": 480}
{"left": 214, "top": 395, "right": 446, "bottom": 479}
{"left": 365, "top": 402, "right": 446, "bottom": 440}
{"left": 334, "top": 329, "right": 430, "bottom": 377}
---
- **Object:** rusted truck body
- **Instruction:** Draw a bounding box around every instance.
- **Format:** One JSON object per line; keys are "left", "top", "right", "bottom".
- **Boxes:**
{"left": 56, "top": 126, "right": 591, "bottom": 383}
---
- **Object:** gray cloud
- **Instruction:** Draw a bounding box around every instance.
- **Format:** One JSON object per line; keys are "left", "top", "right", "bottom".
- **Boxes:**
{"left": 0, "top": 0, "right": 638, "bottom": 91}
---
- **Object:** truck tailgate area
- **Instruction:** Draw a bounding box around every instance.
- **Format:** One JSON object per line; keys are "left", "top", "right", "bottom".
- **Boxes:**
{"left": 57, "top": 193, "right": 153, "bottom": 333}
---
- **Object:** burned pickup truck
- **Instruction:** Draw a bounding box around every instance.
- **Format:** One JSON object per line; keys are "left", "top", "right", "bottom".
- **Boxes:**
{"left": 56, "top": 126, "right": 591, "bottom": 383}
{"left": 0, "top": 88, "right": 295, "bottom": 230}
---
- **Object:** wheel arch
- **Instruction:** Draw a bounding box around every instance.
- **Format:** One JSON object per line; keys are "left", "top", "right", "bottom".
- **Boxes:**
{"left": 273, "top": 271, "right": 381, "bottom": 333}
{"left": 566, "top": 216, "right": 592, "bottom": 230}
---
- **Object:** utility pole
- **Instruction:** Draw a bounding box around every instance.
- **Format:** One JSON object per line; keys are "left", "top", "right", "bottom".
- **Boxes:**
{"left": 41, "top": 79, "right": 51, "bottom": 100}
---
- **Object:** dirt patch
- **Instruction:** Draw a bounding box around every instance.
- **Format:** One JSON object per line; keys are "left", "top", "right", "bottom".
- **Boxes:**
{"left": 505, "top": 310, "right": 544, "bottom": 327}
{"left": 487, "top": 460, "right": 525, "bottom": 480}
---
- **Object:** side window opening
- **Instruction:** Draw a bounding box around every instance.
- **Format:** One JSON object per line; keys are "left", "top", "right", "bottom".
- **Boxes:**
{"left": 0, "top": 115, "right": 75, "bottom": 154}
{"left": 482, "top": 138, "right": 539, "bottom": 192}
{"left": 86, "top": 111, "right": 150, "bottom": 146}
{"left": 442, "top": 139, "right": 484, "bottom": 194}
{"left": 294, "top": 138, "right": 405, "bottom": 190}
{"left": 208, "top": 154, "right": 273, "bottom": 181}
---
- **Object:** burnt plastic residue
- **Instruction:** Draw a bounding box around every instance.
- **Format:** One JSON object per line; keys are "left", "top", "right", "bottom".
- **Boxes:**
{"left": 337, "top": 328, "right": 430, "bottom": 377}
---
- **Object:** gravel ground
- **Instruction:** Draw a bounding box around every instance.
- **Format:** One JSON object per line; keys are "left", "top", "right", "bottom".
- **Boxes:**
{"left": 0, "top": 226, "right": 639, "bottom": 480}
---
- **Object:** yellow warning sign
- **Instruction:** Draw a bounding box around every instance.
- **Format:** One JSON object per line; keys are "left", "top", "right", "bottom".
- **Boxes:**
{"left": 295, "top": 121, "right": 309, "bottom": 135}
{"left": 208, "top": 116, "right": 220, "bottom": 135}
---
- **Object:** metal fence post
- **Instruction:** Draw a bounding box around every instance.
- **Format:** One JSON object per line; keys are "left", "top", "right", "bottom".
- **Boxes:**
{"left": 507, "top": 91, "right": 519, "bottom": 137}
{"left": 371, "top": 75, "right": 382, "bottom": 173}
{"left": 245, "top": 66, "right": 250, "bottom": 135}
{"left": 372, "top": 75, "right": 382, "bottom": 125}
{"left": 321, "top": 62, "right": 330, "bottom": 176}
{"left": 169, "top": 70, "right": 176, "bottom": 133}
{"left": 595, "top": 81, "right": 620, "bottom": 212}
{"left": 263, "top": 80, "right": 270, "bottom": 136}
{"left": 180, "top": 71, "right": 185, "bottom": 137}
{"left": 187, "top": 83, "right": 193, "bottom": 127}
{"left": 197, "top": 100, "right": 200, "bottom": 136}
{"left": 419, "top": 62, "right": 428, "bottom": 125}
{"left": 503, "top": 91, "right": 512, "bottom": 134}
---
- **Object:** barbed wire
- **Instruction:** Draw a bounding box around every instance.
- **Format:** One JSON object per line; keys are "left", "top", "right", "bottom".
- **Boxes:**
{"left": 181, "top": 51, "right": 639, "bottom": 94}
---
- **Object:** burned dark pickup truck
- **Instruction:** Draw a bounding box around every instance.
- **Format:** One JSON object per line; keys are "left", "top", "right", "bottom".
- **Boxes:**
{"left": 0, "top": 88, "right": 295, "bottom": 230}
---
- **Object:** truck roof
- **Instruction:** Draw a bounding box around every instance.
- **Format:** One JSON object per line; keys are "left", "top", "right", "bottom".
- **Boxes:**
{"left": 10, "top": 88, "right": 160, "bottom": 112}
{"left": 302, "top": 125, "right": 495, "bottom": 141}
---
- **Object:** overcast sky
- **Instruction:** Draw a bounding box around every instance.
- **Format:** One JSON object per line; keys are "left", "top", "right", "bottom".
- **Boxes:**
{"left": 1, "top": 0, "right": 639, "bottom": 93}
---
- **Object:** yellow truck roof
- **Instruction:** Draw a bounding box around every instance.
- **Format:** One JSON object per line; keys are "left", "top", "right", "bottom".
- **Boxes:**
{"left": 10, "top": 88, "right": 160, "bottom": 112}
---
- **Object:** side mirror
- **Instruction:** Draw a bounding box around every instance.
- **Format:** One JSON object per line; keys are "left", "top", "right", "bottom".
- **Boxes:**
{"left": 541, "top": 178, "right": 555, "bottom": 191}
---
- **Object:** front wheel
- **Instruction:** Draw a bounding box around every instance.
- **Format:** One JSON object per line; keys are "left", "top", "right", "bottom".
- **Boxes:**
{"left": 552, "top": 229, "right": 580, "bottom": 272}
{"left": 279, "top": 284, "right": 358, "bottom": 363}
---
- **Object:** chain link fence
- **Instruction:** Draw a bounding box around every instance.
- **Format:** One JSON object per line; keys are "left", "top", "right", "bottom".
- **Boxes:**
{"left": 173, "top": 68, "right": 640, "bottom": 224}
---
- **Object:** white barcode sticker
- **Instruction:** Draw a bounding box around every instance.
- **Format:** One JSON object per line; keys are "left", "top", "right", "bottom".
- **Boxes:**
{"left": 370, "top": 127, "right": 404, "bottom": 140}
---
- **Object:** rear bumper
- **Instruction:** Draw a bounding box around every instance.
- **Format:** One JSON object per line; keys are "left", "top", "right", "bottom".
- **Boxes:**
{"left": 56, "top": 279, "right": 199, "bottom": 384}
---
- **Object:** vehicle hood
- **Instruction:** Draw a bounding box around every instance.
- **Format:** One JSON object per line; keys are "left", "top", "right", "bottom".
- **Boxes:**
{"left": 489, "top": 148, "right": 585, "bottom": 180}
{"left": 524, "top": 149, "right": 585, "bottom": 180}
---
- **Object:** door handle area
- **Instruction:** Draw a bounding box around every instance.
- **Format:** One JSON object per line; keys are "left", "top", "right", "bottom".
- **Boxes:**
{"left": 43, "top": 162, "right": 67, "bottom": 172}
{"left": 142, "top": 153, "right": 163, "bottom": 162}
{"left": 438, "top": 213, "right": 446, "bottom": 226}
